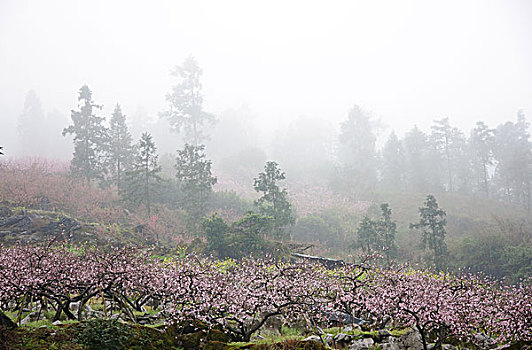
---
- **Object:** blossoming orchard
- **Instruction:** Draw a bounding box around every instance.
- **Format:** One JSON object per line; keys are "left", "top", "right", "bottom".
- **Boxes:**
{"left": 0, "top": 244, "right": 529, "bottom": 347}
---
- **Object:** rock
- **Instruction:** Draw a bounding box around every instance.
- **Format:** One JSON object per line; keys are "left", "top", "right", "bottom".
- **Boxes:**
{"left": 349, "top": 337, "right": 375, "bottom": 350}
{"left": 372, "top": 329, "right": 392, "bottom": 343}
{"left": 474, "top": 333, "right": 497, "bottom": 349}
{"left": 379, "top": 329, "right": 392, "bottom": 337}
{"left": 41, "top": 217, "right": 81, "bottom": 236}
{"left": 0, "top": 206, "right": 13, "bottom": 218}
{"left": 2, "top": 215, "right": 28, "bottom": 227}
{"left": 442, "top": 344, "right": 457, "bottom": 350}
{"left": 20, "top": 311, "right": 46, "bottom": 325}
{"left": 52, "top": 320, "right": 63, "bottom": 326}
{"left": 381, "top": 342, "right": 400, "bottom": 350}
{"left": 303, "top": 335, "right": 321, "bottom": 342}
{"left": 69, "top": 302, "right": 80, "bottom": 312}
{"left": 335, "top": 333, "right": 355, "bottom": 345}
{"left": 323, "top": 334, "right": 334, "bottom": 345}
{"left": 325, "top": 311, "right": 367, "bottom": 325}
{"left": 20, "top": 314, "right": 32, "bottom": 325}
{"left": 389, "top": 329, "right": 423, "bottom": 350}
{"left": 343, "top": 326, "right": 354, "bottom": 333}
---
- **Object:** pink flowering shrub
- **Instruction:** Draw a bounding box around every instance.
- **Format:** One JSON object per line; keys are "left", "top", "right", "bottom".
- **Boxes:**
{"left": 0, "top": 244, "right": 530, "bottom": 345}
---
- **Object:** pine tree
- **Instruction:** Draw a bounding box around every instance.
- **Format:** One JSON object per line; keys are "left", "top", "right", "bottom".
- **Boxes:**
{"left": 18, "top": 90, "right": 47, "bottom": 156}
{"left": 337, "top": 105, "right": 377, "bottom": 191}
{"left": 107, "top": 104, "right": 133, "bottom": 190}
{"left": 160, "top": 56, "right": 216, "bottom": 145}
{"left": 356, "top": 216, "right": 378, "bottom": 254}
{"left": 355, "top": 203, "right": 397, "bottom": 265}
{"left": 253, "top": 161, "right": 295, "bottom": 240}
{"left": 379, "top": 203, "right": 398, "bottom": 265}
{"left": 410, "top": 195, "right": 447, "bottom": 271}
{"left": 469, "top": 121, "right": 495, "bottom": 197}
{"left": 380, "top": 131, "right": 405, "bottom": 190}
{"left": 62, "top": 85, "right": 108, "bottom": 182}
{"left": 403, "top": 126, "right": 443, "bottom": 192}
{"left": 175, "top": 143, "right": 217, "bottom": 232}
{"left": 123, "top": 132, "right": 162, "bottom": 215}
{"left": 493, "top": 111, "right": 532, "bottom": 210}
{"left": 431, "top": 118, "right": 469, "bottom": 192}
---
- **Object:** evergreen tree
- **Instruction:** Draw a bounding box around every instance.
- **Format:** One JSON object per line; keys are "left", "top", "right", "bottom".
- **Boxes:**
{"left": 379, "top": 203, "right": 398, "bottom": 265}
{"left": 160, "top": 56, "right": 216, "bottom": 145}
{"left": 337, "top": 105, "right": 377, "bottom": 191}
{"left": 493, "top": 111, "right": 532, "bottom": 210}
{"left": 253, "top": 161, "right": 295, "bottom": 240}
{"left": 356, "top": 216, "right": 378, "bottom": 254}
{"left": 107, "top": 104, "right": 133, "bottom": 190}
{"left": 380, "top": 131, "right": 405, "bottom": 190}
{"left": 410, "top": 195, "right": 448, "bottom": 271}
{"left": 355, "top": 203, "right": 397, "bottom": 265}
{"left": 62, "top": 85, "right": 107, "bottom": 182}
{"left": 431, "top": 118, "right": 469, "bottom": 192}
{"left": 469, "top": 121, "right": 495, "bottom": 197}
{"left": 18, "top": 90, "right": 47, "bottom": 156}
{"left": 124, "top": 132, "right": 162, "bottom": 215}
{"left": 403, "top": 126, "right": 431, "bottom": 192}
{"left": 175, "top": 143, "right": 217, "bottom": 232}
{"left": 202, "top": 213, "right": 230, "bottom": 257}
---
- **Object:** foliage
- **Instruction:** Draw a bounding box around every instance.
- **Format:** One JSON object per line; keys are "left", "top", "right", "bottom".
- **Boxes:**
{"left": 469, "top": 121, "right": 495, "bottom": 197}
{"left": 492, "top": 110, "right": 532, "bottom": 210}
{"left": 0, "top": 244, "right": 530, "bottom": 345}
{"left": 123, "top": 132, "right": 163, "bottom": 215}
{"left": 354, "top": 203, "right": 397, "bottom": 265}
{"left": 106, "top": 104, "right": 134, "bottom": 191}
{"left": 430, "top": 117, "right": 469, "bottom": 193}
{"left": 202, "top": 212, "right": 274, "bottom": 259}
{"left": 337, "top": 105, "right": 377, "bottom": 192}
{"left": 410, "top": 195, "right": 448, "bottom": 271}
{"left": 175, "top": 143, "right": 217, "bottom": 232}
{"left": 202, "top": 213, "right": 230, "bottom": 257}
{"left": 76, "top": 318, "right": 131, "bottom": 350}
{"left": 160, "top": 56, "right": 216, "bottom": 145}
{"left": 253, "top": 161, "right": 295, "bottom": 240}
{"left": 62, "top": 85, "right": 108, "bottom": 182}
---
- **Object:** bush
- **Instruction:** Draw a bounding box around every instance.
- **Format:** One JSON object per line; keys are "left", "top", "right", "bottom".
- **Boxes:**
{"left": 76, "top": 319, "right": 131, "bottom": 350}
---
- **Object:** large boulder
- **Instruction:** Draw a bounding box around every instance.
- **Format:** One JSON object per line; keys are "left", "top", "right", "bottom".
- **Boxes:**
{"left": 349, "top": 337, "right": 375, "bottom": 350}
{"left": 382, "top": 329, "right": 423, "bottom": 350}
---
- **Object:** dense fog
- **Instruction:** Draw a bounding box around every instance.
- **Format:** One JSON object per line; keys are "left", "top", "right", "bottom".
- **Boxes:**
{"left": 1, "top": 0, "right": 532, "bottom": 159}
{"left": 1, "top": 0, "right": 532, "bottom": 280}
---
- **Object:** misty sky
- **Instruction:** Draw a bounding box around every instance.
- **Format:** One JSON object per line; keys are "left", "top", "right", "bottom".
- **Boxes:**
{"left": 1, "top": 0, "right": 532, "bottom": 153}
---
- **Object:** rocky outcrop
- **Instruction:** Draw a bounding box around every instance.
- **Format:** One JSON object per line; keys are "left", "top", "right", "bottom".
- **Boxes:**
{"left": 0, "top": 206, "right": 92, "bottom": 244}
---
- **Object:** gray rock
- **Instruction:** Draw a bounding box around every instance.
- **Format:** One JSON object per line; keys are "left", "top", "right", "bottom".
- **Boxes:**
{"left": 52, "top": 320, "right": 63, "bottom": 326}
{"left": 442, "top": 344, "right": 457, "bottom": 350}
{"left": 379, "top": 329, "right": 392, "bottom": 338}
{"left": 343, "top": 326, "right": 354, "bottom": 333}
{"left": 323, "top": 334, "right": 334, "bottom": 345}
{"left": 390, "top": 329, "right": 423, "bottom": 350}
{"left": 20, "top": 311, "right": 47, "bottom": 325}
{"left": 303, "top": 335, "right": 321, "bottom": 342}
{"left": 335, "top": 332, "right": 355, "bottom": 344}
{"left": 381, "top": 342, "right": 400, "bottom": 350}
{"left": 349, "top": 337, "right": 374, "bottom": 350}
{"left": 474, "top": 333, "right": 497, "bottom": 349}
{"left": 69, "top": 302, "right": 80, "bottom": 312}
{"left": 87, "top": 310, "right": 105, "bottom": 319}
